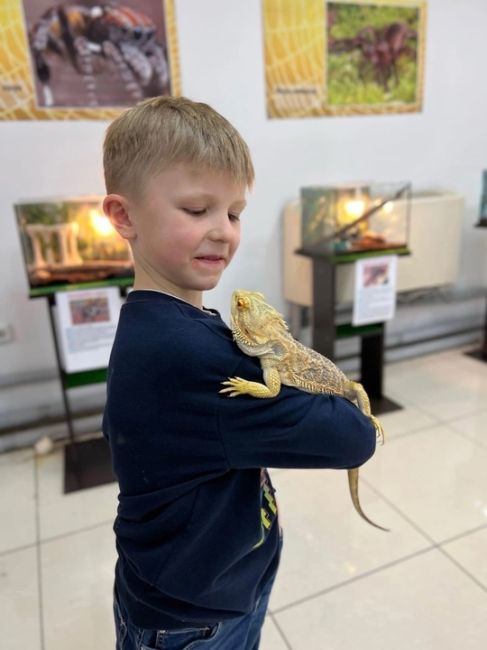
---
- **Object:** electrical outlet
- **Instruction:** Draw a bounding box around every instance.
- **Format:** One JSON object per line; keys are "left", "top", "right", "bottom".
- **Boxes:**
{"left": 0, "top": 323, "right": 13, "bottom": 344}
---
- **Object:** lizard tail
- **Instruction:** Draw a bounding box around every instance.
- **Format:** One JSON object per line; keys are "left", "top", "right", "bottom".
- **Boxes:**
{"left": 347, "top": 468, "right": 389, "bottom": 532}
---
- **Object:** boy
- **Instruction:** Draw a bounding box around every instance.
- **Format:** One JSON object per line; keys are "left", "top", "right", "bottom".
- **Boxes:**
{"left": 102, "top": 96, "right": 376, "bottom": 650}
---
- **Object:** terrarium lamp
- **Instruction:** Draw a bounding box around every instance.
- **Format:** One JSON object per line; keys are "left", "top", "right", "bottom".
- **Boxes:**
{"left": 90, "top": 209, "right": 115, "bottom": 237}
{"left": 338, "top": 188, "right": 369, "bottom": 228}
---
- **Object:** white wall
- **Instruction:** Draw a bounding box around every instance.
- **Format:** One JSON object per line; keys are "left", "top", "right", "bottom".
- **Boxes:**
{"left": 1, "top": 0, "right": 487, "bottom": 386}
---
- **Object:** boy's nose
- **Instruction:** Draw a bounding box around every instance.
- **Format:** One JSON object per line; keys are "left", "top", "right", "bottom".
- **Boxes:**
{"left": 208, "top": 213, "right": 235, "bottom": 241}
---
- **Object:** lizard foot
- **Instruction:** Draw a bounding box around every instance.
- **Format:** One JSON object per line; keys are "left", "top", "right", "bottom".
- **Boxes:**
{"left": 220, "top": 377, "right": 279, "bottom": 398}
{"left": 370, "top": 415, "right": 385, "bottom": 445}
{"left": 220, "top": 377, "right": 255, "bottom": 397}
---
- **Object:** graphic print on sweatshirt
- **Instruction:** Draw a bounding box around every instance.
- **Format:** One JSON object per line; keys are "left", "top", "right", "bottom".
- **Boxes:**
{"left": 254, "top": 469, "right": 278, "bottom": 548}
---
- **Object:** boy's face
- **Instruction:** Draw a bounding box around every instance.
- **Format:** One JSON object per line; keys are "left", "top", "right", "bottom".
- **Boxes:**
{"left": 113, "top": 164, "right": 246, "bottom": 307}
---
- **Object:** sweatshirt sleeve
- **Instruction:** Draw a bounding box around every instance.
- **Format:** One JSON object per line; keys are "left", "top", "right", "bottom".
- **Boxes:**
{"left": 217, "top": 356, "right": 377, "bottom": 471}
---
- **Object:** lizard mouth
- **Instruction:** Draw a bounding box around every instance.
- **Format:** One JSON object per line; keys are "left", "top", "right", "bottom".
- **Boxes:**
{"left": 232, "top": 323, "right": 255, "bottom": 348}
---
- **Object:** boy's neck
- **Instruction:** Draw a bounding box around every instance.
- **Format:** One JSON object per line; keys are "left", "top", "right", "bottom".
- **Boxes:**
{"left": 131, "top": 259, "right": 204, "bottom": 309}
{"left": 132, "top": 278, "right": 203, "bottom": 310}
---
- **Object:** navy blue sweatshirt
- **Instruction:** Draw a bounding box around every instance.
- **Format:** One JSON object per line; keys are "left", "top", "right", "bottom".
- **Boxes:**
{"left": 103, "top": 290, "right": 376, "bottom": 629}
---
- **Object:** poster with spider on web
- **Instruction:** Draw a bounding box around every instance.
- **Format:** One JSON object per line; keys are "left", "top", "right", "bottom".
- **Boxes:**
{"left": 0, "top": 0, "right": 181, "bottom": 120}
{"left": 263, "top": 0, "right": 427, "bottom": 118}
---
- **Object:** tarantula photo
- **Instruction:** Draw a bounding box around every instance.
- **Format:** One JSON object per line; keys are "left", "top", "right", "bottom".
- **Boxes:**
{"left": 329, "top": 22, "right": 418, "bottom": 93}
{"left": 24, "top": 1, "right": 171, "bottom": 108}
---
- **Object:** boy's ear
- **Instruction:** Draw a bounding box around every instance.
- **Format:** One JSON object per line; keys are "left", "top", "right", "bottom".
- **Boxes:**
{"left": 103, "top": 194, "right": 137, "bottom": 241}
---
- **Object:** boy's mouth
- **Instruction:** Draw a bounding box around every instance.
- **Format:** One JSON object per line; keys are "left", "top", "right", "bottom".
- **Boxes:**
{"left": 194, "top": 255, "right": 226, "bottom": 266}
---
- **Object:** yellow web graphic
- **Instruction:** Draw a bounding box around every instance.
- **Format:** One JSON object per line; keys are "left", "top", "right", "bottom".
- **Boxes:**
{"left": 0, "top": 0, "right": 181, "bottom": 120}
{"left": 263, "top": 0, "right": 326, "bottom": 118}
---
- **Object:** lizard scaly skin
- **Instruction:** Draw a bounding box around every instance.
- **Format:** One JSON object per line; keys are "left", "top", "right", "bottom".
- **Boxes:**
{"left": 220, "top": 289, "right": 388, "bottom": 532}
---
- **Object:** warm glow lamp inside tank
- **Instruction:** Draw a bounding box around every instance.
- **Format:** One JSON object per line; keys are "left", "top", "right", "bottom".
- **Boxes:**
{"left": 89, "top": 209, "right": 115, "bottom": 237}
{"left": 344, "top": 197, "right": 366, "bottom": 219}
{"left": 337, "top": 194, "right": 366, "bottom": 227}
{"left": 336, "top": 188, "right": 370, "bottom": 244}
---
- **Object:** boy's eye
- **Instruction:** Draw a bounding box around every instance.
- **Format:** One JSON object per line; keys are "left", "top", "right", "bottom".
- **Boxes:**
{"left": 228, "top": 213, "right": 240, "bottom": 222}
{"left": 183, "top": 207, "right": 207, "bottom": 216}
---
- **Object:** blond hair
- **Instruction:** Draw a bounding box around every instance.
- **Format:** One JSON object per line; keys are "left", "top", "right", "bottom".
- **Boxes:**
{"left": 103, "top": 96, "right": 254, "bottom": 197}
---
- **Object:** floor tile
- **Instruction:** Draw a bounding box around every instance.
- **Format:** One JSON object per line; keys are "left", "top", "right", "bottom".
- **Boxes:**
{"left": 443, "top": 527, "right": 487, "bottom": 589}
{"left": 0, "top": 448, "right": 37, "bottom": 553}
{"left": 0, "top": 547, "right": 41, "bottom": 649}
{"left": 261, "top": 615, "right": 290, "bottom": 649}
{"left": 376, "top": 404, "right": 438, "bottom": 439}
{"left": 385, "top": 353, "right": 487, "bottom": 421}
{"left": 361, "top": 424, "right": 487, "bottom": 542}
{"left": 41, "top": 523, "right": 116, "bottom": 650}
{"left": 274, "top": 549, "right": 487, "bottom": 650}
{"left": 268, "top": 468, "right": 430, "bottom": 611}
{"left": 36, "top": 449, "right": 118, "bottom": 540}
{"left": 440, "top": 349, "right": 487, "bottom": 376}
{"left": 447, "top": 409, "right": 487, "bottom": 449}
{"left": 419, "top": 386, "right": 487, "bottom": 421}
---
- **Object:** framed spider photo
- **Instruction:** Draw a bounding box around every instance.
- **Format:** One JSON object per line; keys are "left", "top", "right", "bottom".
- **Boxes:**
{"left": 325, "top": 0, "right": 427, "bottom": 115}
{"left": 0, "top": 0, "right": 180, "bottom": 119}
{"left": 263, "top": 0, "right": 426, "bottom": 118}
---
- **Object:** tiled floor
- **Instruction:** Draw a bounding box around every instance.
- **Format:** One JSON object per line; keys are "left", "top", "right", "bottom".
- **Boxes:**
{"left": 1, "top": 347, "right": 487, "bottom": 649}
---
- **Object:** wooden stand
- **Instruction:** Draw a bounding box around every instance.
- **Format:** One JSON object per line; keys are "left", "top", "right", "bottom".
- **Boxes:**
{"left": 299, "top": 249, "right": 404, "bottom": 416}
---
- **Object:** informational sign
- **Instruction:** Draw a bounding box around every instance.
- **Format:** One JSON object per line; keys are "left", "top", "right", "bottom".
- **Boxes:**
{"left": 353, "top": 255, "right": 397, "bottom": 325}
{"left": 54, "top": 287, "right": 123, "bottom": 372}
{"left": 0, "top": 0, "right": 180, "bottom": 120}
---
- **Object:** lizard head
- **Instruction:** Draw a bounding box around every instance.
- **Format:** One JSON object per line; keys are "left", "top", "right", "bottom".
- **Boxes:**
{"left": 230, "top": 289, "right": 288, "bottom": 349}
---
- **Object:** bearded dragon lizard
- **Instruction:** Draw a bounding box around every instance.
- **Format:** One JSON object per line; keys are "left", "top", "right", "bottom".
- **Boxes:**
{"left": 220, "top": 289, "right": 388, "bottom": 532}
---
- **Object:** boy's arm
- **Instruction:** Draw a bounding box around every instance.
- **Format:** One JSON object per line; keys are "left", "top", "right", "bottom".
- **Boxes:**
{"left": 217, "top": 378, "right": 376, "bottom": 470}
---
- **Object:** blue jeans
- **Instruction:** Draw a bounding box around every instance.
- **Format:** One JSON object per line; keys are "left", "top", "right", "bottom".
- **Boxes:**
{"left": 113, "top": 571, "right": 277, "bottom": 650}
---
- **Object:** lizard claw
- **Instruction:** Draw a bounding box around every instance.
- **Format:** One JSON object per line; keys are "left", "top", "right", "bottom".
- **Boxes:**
{"left": 219, "top": 377, "right": 250, "bottom": 397}
{"left": 370, "top": 415, "right": 385, "bottom": 445}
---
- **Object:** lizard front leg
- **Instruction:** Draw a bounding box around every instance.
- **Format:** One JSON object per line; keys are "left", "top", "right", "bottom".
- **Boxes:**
{"left": 220, "top": 367, "right": 281, "bottom": 398}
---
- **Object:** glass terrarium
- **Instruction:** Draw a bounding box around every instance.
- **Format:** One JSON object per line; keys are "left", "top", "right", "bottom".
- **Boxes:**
{"left": 300, "top": 181, "right": 411, "bottom": 255}
{"left": 14, "top": 196, "right": 134, "bottom": 296}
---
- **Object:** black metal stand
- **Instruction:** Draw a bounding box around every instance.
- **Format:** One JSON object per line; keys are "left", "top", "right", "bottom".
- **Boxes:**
{"left": 465, "top": 292, "right": 487, "bottom": 363}
{"left": 466, "top": 223, "right": 487, "bottom": 362}
{"left": 303, "top": 251, "right": 402, "bottom": 416}
{"left": 360, "top": 325, "right": 402, "bottom": 414}
{"left": 45, "top": 295, "right": 115, "bottom": 493}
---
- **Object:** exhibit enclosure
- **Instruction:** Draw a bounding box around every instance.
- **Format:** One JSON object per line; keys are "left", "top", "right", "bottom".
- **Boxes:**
{"left": 300, "top": 181, "right": 411, "bottom": 255}
{"left": 14, "top": 196, "right": 134, "bottom": 297}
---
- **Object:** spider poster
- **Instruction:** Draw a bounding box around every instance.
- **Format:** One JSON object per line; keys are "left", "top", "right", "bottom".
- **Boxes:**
{"left": 263, "top": 0, "right": 426, "bottom": 118}
{"left": 0, "top": 0, "right": 180, "bottom": 120}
